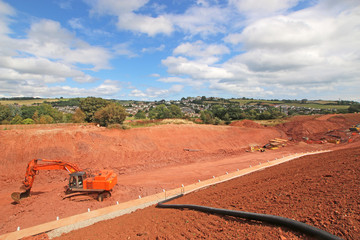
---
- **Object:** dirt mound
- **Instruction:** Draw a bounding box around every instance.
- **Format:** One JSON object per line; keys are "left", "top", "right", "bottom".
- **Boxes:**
{"left": 0, "top": 124, "right": 281, "bottom": 179}
{"left": 0, "top": 123, "right": 283, "bottom": 234}
{"left": 53, "top": 147, "right": 360, "bottom": 240}
{"left": 230, "top": 119, "right": 264, "bottom": 128}
{"left": 276, "top": 113, "right": 360, "bottom": 141}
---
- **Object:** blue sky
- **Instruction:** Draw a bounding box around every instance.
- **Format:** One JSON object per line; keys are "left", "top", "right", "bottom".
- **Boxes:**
{"left": 0, "top": 0, "right": 359, "bottom": 101}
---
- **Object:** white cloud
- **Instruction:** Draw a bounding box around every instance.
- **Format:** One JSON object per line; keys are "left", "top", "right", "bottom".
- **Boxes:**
{"left": 91, "top": 79, "right": 123, "bottom": 95}
{"left": 162, "top": 56, "right": 233, "bottom": 80}
{"left": 229, "top": 0, "right": 299, "bottom": 19}
{"left": 236, "top": 16, "right": 330, "bottom": 50}
{"left": 85, "top": 0, "right": 229, "bottom": 37}
{"left": 113, "top": 43, "right": 138, "bottom": 58}
{"left": 152, "top": 2, "right": 359, "bottom": 99}
{"left": 56, "top": 0, "right": 73, "bottom": 10}
{"left": 209, "top": 79, "right": 274, "bottom": 97}
{"left": 0, "top": 56, "right": 93, "bottom": 80}
{"left": 149, "top": 73, "right": 160, "bottom": 77}
{"left": 0, "top": 78, "right": 122, "bottom": 98}
{"left": 0, "top": 68, "right": 65, "bottom": 83}
{"left": 68, "top": 18, "right": 84, "bottom": 29}
{"left": 0, "top": 4, "right": 116, "bottom": 98}
{"left": 142, "top": 44, "right": 165, "bottom": 53}
{"left": 68, "top": 18, "right": 112, "bottom": 38}
{"left": 158, "top": 76, "right": 203, "bottom": 88}
{"left": 23, "top": 19, "right": 112, "bottom": 71}
{"left": 86, "top": 0, "right": 148, "bottom": 16}
{"left": 235, "top": 48, "right": 323, "bottom": 72}
{"left": 129, "top": 89, "right": 147, "bottom": 98}
{"left": 86, "top": 0, "right": 173, "bottom": 36}
{"left": 213, "top": 2, "right": 360, "bottom": 99}
{"left": 1, "top": 0, "right": 360, "bottom": 100}
{"left": 173, "top": 40, "right": 229, "bottom": 64}
{"left": 129, "top": 85, "right": 184, "bottom": 99}
{"left": 170, "top": 4, "right": 229, "bottom": 37}
{"left": 0, "top": 0, "right": 15, "bottom": 35}
{"left": 117, "top": 13, "right": 173, "bottom": 36}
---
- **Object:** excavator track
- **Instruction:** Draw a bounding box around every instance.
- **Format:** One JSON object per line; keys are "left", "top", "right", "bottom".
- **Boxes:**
{"left": 63, "top": 191, "right": 111, "bottom": 202}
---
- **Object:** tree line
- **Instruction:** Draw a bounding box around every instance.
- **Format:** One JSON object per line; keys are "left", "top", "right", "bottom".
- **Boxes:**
{"left": 1, "top": 96, "right": 359, "bottom": 126}
{"left": 199, "top": 104, "right": 286, "bottom": 124}
{"left": 0, "top": 97, "right": 127, "bottom": 127}
{"left": 132, "top": 103, "right": 286, "bottom": 124}
{"left": 132, "top": 102, "right": 360, "bottom": 124}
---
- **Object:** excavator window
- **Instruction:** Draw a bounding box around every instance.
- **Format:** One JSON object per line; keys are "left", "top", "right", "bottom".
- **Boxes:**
{"left": 78, "top": 176, "right": 83, "bottom": 187}
{"left": 70, "top": 176, "right": 77, "bottom": 188}
{"left": 69, "top": 172, "right": 85, "bottom": 189}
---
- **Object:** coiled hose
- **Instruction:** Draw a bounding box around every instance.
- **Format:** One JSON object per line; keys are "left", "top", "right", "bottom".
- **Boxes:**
{"left": 157, "top": 194, "right": 342, "bottom": 240}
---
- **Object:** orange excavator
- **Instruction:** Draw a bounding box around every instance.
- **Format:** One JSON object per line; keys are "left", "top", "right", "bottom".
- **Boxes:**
{"left": 11, "top": 159, "right": 117, "bottom": 203}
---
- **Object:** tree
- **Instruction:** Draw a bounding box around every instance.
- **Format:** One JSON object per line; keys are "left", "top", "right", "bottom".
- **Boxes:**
{"left": 39, "top": 115, "right": 54, "bottom": 124}
{"left": 268, "top": 108, "right": 285, "bottom": 119}
{"left": 348, "top": 104, "right": 360, "bottom": 113}
{"left": 200, "top": 110, "right": 214, "bottom": 124}
{"left": 135, "top": 110, "right": 146, "bottom": 119}
{"left": 148, "top": 104, "right": 184, "bottom": 119}
{"left": 148, "top": 104, "right": 171, "bottom": 119}
{"left": 0, "top": 104, "right": 11, "bottom": 123}
{"left": 72, "top": 108, "right": 86, "bottom": 123}
{"left": 10, "top": 115, "right": 23, "bottom": 124}
{"left": 21, "top": 118, "right": 34, "bottom": 124}
{"left": 63, "top": 113, "right": 73, "bottom": 123}
{"left": 223, "top": 112, "right": 231, "bottom": 124}
{"left": 211, "top": 105, "right": 226, "bottom": 119}
{"left": 169, "top": 104, "right": 183, "bottom": 118}
{"left": 38, "top": 104, "right": 63, "bottom": 122}
{"left": 21, "top": 105, "right": 38, "bottom": 119}
{"left": 227, "top": 105, "right": 244, "bottom": 120}
{"left": 80, "top": 97, "right": 110, "bottom": 122}
{"left": 32, "top": 111, "right": 39, "bottom": 124}
{"left": 93, "top": 103, "right": 127, "bottom": 127}
{"left": 258, "top": 111, "right": 272, "bottom": 120}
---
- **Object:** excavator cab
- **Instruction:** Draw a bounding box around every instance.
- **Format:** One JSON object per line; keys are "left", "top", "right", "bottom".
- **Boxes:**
{"left": 69, "top": 172, "right": 86, "bottom": 190}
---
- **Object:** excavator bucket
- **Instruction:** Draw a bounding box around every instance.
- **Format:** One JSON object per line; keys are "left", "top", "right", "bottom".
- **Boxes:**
{"left": 11, "top": 189, "right": 30, "bottom": 204}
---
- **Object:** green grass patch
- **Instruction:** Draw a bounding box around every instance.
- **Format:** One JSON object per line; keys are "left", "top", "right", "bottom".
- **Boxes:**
{"left": 123, "top": 119, "right": 194, "bottom": 129}
{"left": 124, "top": 119, "right": 163, "bottom": 128}
{"left": 254, "top": 119, "right": 289, "bottom": 126}
{"left": 283, "top": 103, "right": 349, "bottom": 110}
{"left": 0, "top": 98, "right": 68, "bottom": 106}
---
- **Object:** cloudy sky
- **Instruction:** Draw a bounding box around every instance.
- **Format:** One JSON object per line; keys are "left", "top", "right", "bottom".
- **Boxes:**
{"left": 0, "top": 0, "right": 359, "bottom": 101}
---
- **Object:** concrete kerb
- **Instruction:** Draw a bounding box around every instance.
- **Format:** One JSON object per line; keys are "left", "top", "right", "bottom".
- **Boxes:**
{"left": 0, "top": 150, "right": 330, "bottom": 240}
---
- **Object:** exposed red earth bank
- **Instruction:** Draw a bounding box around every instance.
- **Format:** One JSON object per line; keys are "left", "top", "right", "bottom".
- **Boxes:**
{"left": 54, "top": 143, "right": 360, "bottom": 240}
{"left": 0, "top": 113, "right": 359, "bottom": 238}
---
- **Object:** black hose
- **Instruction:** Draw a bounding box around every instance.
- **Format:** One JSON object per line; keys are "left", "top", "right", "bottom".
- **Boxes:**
{"left": 157, "top": 194, "right": 342, "bottom": 240}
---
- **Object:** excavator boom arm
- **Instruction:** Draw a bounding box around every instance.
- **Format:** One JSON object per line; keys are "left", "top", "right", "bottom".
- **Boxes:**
{"left": 22, "top": 159, "right": 82, "bottom": 190}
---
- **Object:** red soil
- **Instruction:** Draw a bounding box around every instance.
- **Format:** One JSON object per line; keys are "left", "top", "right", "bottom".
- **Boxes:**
{"left": 0, "top": 113, "right": 359, "bottom": 238}
{"left": 54, "top": 146, "right": 360, "bottom": 240}
{"left": 276, "top": 114, "right": 360, "bottom": 141}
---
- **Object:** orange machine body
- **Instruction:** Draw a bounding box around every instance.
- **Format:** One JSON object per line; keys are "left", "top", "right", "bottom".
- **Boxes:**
{"left": 83, "top": 170, "right": 117, "bottom": 191}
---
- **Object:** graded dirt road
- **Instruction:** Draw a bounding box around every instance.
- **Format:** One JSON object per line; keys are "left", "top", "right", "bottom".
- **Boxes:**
{"left": 0, "top": 113, "right": 359, "bottom": 238}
